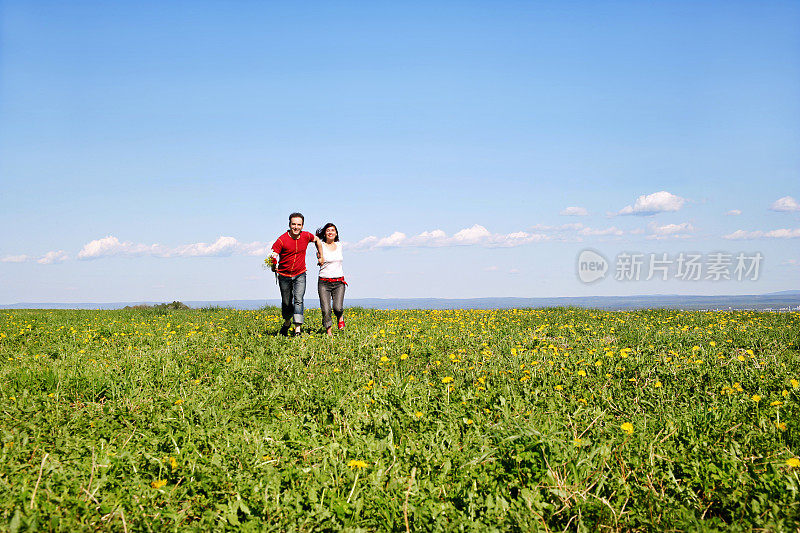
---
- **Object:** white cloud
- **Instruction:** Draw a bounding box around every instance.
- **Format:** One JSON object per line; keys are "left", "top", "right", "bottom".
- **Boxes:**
{"left": 653, "top": 222, "right": 694, "bottom": 235}
{"left": 770, "top": 196, "right": 800, "bottom": 212}
{"left": 560, "top": 206, "right": 588, "bottom": 216}
{"left": 77, "top": 236, "right": 164, "bottom": 259}
{"left": 1, "top": 254, "right": 32, "bottom": 263}
{"left": 375, "top": 232, "right": 408, "bottom": 248}
{"left": 173, "top": 236, "right": 260, "bottom": 257}
{"left": 37, "top": 250, "right": 69, "bottom": 264}
{"left": 406, "top": 229, "right": 448, "bottom": 246}
{"left": 352, "top": 224, "right": 550, "bottom": 250}
{"left": 618, "top": 191, "right": 686, "bottom": 216}
{"left": 452, "top": 225, "right": 493, "bottom": 244}
{"left": 350, "top": 222, "right": 666, "bottom": 250}
{"left": 726, "top": 209, "right": 742, "bottom": 216}
{"left": 579, "top": 226, "right": 624, "bottom": 236}
{"left": 509, "top": 268, "right": 520, "bottom": 274}
{"left": 723, "top": 228, "right": 800, "bottom": 240}
{"left": 646, "top": 222, "right": 695, "bottom": 240}
{"left": 353, "top": 236, "right": 379, "bottom": 249}
{"left": 529, "top": 223, "right": 584, "bottom": 233}
{"left": 78, "top": 235, "right": 268, "bottom": 260}
{"left": 484, "top": 266, "right": 499, "bottom": 271}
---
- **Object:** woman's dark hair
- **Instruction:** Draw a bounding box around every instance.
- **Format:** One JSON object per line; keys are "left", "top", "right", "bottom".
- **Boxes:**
{"left": 316, "top": 223, "right": 339, "bottom": 242}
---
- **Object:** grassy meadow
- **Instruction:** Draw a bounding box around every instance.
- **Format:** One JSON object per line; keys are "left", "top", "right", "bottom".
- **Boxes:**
{"left": 1, "top": 306, "right": 799, "bottom": 531}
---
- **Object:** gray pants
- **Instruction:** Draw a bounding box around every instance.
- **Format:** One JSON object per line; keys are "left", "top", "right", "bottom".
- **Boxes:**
{"left": 318, "top": 279, "right": 345, "bottom": 328}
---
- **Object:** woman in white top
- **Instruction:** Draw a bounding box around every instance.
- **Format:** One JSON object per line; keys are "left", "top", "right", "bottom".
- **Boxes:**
{"left": 315, "top": 223, "right": 346, "bottom": 336}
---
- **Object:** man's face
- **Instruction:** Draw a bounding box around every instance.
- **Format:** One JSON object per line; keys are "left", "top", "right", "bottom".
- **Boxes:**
{"left": 289, "top": 217, "right": 304, "bottom": 237}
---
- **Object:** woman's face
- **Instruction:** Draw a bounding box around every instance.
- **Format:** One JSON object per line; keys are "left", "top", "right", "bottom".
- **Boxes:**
{"left": 325, "top": 226, "right": 337, "bottom": 242}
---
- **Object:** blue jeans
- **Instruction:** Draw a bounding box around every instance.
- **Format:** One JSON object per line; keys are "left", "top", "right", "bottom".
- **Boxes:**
{"left": 278, "top": 272, "right": 306, "bottom": 324}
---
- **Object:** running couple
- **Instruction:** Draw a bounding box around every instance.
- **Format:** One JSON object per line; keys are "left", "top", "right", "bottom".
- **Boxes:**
{"left": 269, "top": 212, "right": 346, "bottom": 337}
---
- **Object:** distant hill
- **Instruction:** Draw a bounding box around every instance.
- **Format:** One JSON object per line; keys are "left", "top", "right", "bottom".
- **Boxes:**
{"left": 2, "top": 292, "right": 799, "bottom": 311}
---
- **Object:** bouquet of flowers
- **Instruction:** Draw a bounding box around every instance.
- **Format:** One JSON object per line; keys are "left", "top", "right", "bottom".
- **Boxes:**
{"left": 263, "top": 252, "right": 279, "bottom": 283}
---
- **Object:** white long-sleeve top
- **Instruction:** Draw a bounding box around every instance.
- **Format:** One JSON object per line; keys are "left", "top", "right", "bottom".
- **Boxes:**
{"left": 319, "top": 243, "right": 344, "bottom": 278}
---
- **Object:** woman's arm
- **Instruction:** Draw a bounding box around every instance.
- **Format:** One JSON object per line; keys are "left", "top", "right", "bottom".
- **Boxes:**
{"left": 313, "top": 235, "right": 324, "bottom": 266}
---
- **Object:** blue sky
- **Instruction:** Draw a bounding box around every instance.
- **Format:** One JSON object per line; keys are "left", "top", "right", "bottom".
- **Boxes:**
{"left": 1, "top": 0, "right": 798, "bottom": 303}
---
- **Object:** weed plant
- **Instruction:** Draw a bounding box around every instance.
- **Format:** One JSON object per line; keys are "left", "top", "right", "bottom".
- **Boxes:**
{"left": 1, "top": 308, "right": 799, "bottom": 531}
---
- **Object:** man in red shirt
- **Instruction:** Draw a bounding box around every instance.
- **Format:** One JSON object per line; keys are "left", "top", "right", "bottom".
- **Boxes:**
{"left": 271, "top": 212, "right": 323, "bottom": 336}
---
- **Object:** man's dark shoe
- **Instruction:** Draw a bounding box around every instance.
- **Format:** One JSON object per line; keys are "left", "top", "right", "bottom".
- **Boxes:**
{"left": 279, "top": 325, "right": 290, "bottom": 336}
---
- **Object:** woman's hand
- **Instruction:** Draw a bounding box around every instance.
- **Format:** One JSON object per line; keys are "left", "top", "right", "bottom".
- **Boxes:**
{"left": 317, "top": 254, "right": 324, "bottom": 266}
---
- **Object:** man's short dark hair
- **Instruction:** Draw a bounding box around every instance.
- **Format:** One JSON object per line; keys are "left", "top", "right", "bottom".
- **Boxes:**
{"left": 289, "top": 212, "right": 304, "bottom": 224}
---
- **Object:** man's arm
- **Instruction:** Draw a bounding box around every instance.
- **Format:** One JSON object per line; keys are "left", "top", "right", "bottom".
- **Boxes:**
{"left": 271, "top": 237, "right": 283, "bottom": 273}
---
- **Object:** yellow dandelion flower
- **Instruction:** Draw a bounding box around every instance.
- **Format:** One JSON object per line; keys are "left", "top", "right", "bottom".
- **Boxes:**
{"left": 620, "top": 422, "right": 634, "bottom": 435}
{"left": 414, "top": 411, "right": 423, "bottom": 418}
{"left": 770, "top": 401, "right": 783, "bottom": 407}
{"left": 577, "top": 370, "right": 586, "bottom": 377}
{"left": 400, "top": 354, "right": 408, "bottom": 360}
{"left": 751, "top": 394, "right": 761, "bottom": 403}
{"left": 554, "top": 385, "right": 563, "bottom": 391}
{"left": 174, "top": 399, "right": 184, "bottom": 405}
{"left": 347, "top": 459, "right": 367, "bottom": 469}
{"left": 791, "top": 379, "right": 799, "bottom": 389}
{"left": 654, "top": 381, "right": 663, "bottom": 388}
{"left": 786, "top": 458, "right": 800, "bottom": 468}
{"left": 776, "top": 422, "right": 787, "bottom": 431}
{"left": 441, "top": 376, "right": 454, "bottom": 384}
{"left": 151, "top": 479, "right": 167, "bottom": 489}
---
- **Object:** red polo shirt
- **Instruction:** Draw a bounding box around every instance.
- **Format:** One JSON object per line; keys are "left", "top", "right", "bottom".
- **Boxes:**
{"left": 271, "top": 231, "right": 315, "bottom": 277}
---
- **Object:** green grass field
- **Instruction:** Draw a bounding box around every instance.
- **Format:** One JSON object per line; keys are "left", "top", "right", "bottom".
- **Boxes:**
{"left": 1, "top": 307, "right": 799, "bottom": 531}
